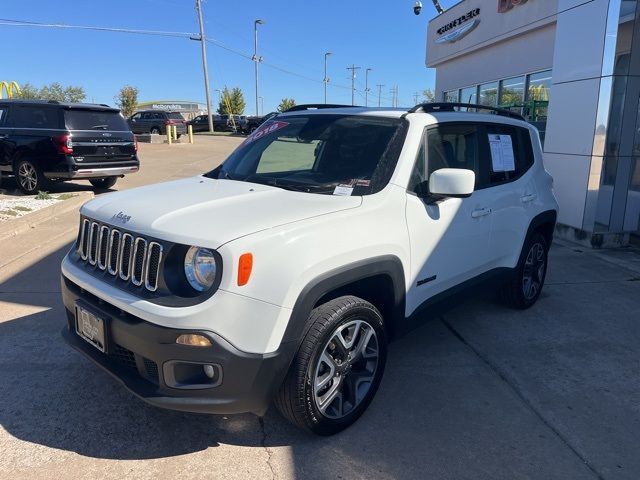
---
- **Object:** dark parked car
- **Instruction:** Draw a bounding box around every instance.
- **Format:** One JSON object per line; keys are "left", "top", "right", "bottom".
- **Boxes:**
{"left": 0, "top": 100, "right": 139, "bottom": 193}
{"left": 128, "top": 110, "right": 187, "bottom": 136}
{"left": 244, "top": 112, "right": 278, "bottom": 133}
{"left": 188, "top": 114, "right": 248, "bottom": 133}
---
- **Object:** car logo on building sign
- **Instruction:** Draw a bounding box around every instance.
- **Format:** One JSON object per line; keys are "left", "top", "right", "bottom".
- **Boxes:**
{"left": 435, "top": 18, "right": 480, "bottom": 44}
{"left": 112, "top": 211, "right": 131, "bottom": 224}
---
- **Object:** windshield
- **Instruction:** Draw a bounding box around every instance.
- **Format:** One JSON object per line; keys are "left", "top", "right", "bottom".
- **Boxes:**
{"left": 64, "top": 109, "right": 129, "bottom": 131}
{"left": 207, "top": 114, "right": 407, "bottom": 195}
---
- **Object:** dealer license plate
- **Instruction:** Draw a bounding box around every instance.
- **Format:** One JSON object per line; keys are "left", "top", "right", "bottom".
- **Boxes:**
{"left": 75, "top": 304, "right": 106, "bottom": 353}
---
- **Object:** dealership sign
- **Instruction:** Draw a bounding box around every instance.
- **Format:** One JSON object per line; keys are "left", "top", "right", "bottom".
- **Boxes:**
{"left": 498, "top": 0, "right": 528, "bottom": 13}
{"left": 435, "top": 8, "right": 480, "bottom": 44}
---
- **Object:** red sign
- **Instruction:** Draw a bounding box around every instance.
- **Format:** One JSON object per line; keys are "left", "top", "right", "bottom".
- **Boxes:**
{"left": 497, "top": 0, "right": 528, "bottom": 13}
{"left": 241, "top": 121, "right": 289, "bottom": 146}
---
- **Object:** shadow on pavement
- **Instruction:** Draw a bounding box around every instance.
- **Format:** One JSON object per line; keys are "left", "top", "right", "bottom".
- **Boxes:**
{"left": 0, "top": 176, "right": 112, "bottom": 197}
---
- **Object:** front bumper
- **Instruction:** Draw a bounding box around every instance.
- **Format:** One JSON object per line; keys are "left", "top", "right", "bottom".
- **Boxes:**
{"left": 61, "top": 275, "right": 296, "bottom": 415}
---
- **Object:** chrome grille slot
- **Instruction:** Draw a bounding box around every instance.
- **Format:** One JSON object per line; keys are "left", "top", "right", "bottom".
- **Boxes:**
{"left": 119, "top": 233, "right": 134, "bottom": 281}
{"left": 97, "top": 226, "right": 110, "bottom": 270}
{"left": 131, "top": 238, "right": 147, "bottom": 286}
{"left": 88, "top": 222, "right": 99, "bottom": 265}
{"left": 145, "top": 242, "right": 163, "bottom": 292}
{"left": 108, "top": 229, "right": 121, "bottom": 275}
{"left": 79, "top": 219, "right": 90, "bottom": 260}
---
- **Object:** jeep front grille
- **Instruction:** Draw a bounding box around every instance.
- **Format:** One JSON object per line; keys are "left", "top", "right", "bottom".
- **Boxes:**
{"left": 77, "top": 219, "right": 163, "bottom": 292}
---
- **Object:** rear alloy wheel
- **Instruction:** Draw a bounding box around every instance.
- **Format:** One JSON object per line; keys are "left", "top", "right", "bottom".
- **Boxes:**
{"left": 275, "top": 296, "right": 387, "bottom": 435}
{"left": 150, "top": 127, "right": 161, "bottom": 135}
{"left": 15, "top": 159, "right": 48, "bottom": 194}
{"left": 89, "top": 177, "right": 118, "bottom": 190}
{"left": 501, "top": 232, "right": 548, "bottom": 309}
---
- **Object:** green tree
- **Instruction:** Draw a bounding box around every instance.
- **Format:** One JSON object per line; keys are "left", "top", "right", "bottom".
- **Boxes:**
{"left": 114, "top": 85, "right": 139, "bottom": 118}
{"left": 277, "top": 98, "right": 296, "bottom": 112}
{"left": 16, "top": 82, "right": 86, "bottom": 102}
{"left": 422, "top": 88, "right": 435, "bottom": 103}
{"left": 217, "top": 87, "right": 246, "bottom": 115}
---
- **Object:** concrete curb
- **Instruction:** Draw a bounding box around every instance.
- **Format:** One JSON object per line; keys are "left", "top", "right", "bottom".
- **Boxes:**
{"left": 0, "top": 191, "right": 93, "bottom": 242}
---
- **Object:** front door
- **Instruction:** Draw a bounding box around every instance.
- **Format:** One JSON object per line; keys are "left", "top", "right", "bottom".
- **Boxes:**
{"left": 405, "top": 123, "right": 494, "bottom": 315}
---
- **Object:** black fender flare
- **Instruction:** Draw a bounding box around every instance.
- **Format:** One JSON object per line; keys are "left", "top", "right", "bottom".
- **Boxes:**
{"left": 280, "top": 255, "right": 406, "bottom": 346}
{"left": 524, "top": 210, "right": 557, "bottom": 250}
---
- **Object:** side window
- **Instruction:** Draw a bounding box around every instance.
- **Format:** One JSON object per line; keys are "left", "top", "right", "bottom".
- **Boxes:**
{"left": 484, "top": 124, "right": 534, "bottom": 185}
{"left": 131, "top": 113, "right": 141, "bottom": 120}
{"left": 0, "top": 106, "right": 7, "bottom": 126}
{"left": 12, "top": 106, "right": 60, "bottom": 129}
{"left": 154, "top": 113, "right": 164, "bottom": 120}
{"left": 141, "top": 112, "right": 152, "bottom": 120}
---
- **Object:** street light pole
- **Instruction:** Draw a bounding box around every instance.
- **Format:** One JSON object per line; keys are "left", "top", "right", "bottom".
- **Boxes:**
{"left": 259, "top": 96, "right": 264, "bottom": 116}
{"left": 253, "top": 19, "right": 265, "bottom": 117}
{"left": 324, "top": 52, "right": 332, "bottom": 104}
{"left": 365, "top": 68, "right": 372, "bottom": 107}
{"left": 194, "top": 0, "right": 214, "bottom": 133}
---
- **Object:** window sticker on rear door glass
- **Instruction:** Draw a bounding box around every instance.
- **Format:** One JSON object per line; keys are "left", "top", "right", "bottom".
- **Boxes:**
{"left": 242, "top": 121, "right": 289, "bottom": 146}
{"left": 488, "top": 134, "right": 515, "bottom": 172}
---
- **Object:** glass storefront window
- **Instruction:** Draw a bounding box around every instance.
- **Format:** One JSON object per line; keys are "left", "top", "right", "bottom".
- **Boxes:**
{"left": 478, "top": 82, "right": 498, "bottom": 106}
{"left": 499, "top": 76, "right": 525, "bottom": 105}
{"left": 444, "top": 90, "right": 459, "bottom": 103}
{"left": 459, "top": 86, "right": 477, "bottom": 105}
{"left": 527, "top": 71, "right": 552, "bottom": 102}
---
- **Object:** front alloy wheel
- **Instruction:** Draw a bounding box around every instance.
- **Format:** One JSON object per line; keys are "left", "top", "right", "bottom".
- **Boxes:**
{"left": 275, "top": 296, "right": 387, "bottom": 435}
{"left": 313, "top": 320, "right": 379, "bottom": 419}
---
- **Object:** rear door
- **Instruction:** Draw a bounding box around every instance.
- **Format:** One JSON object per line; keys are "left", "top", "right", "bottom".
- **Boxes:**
{"left": 64, "top": 108, "right": 136, "bottom": 166}
{"left": 128, "top": 112, "right": 142, "bottom": 133}
{"left": 482, "top": 123, "right": 537, "bottom": 268}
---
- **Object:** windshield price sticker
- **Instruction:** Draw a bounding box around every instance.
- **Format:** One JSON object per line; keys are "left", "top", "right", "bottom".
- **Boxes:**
{"left": 242, "top": 121, "right": 289, "bottom": 145}
{"left": 488, "top": 134, "right": 516, "bottom": 172}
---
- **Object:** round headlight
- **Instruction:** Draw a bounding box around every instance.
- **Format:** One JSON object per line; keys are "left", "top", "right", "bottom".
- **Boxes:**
{"left": 184, "top": 246, "right": 217, "bottom": 292}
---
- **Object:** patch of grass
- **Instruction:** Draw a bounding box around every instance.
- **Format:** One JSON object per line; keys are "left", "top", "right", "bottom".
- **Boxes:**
{"left": 0, "top": 209, "right": 18, "bottom": 216}
{"left": 56, "top": 193, "right": 76, "bottom": 200}
{"left": 35, "top": 191, "right": 52, "bottom": 200}
{"left": 13, "top": 206, "right": 32, "bottom": 212}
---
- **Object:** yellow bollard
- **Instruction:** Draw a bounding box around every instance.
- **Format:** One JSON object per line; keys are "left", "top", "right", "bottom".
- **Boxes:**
{"left": 166, "top": 126, "right": 172, "bottom": 145}
{"left": 188, "top": 124, "right": 194, "bottom": 144}
{"left": 172, "top": 125, "right": 178, "bottom": 142}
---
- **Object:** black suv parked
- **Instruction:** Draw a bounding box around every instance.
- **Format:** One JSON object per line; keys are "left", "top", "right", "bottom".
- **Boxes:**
{"left": 188, "top": 114, "right": 248, "bottom": 133}
{"left": 244, "top": 112, "right": 278, "bottom": 133}
{"left": 0, "top": 100, "right": 139, "bottom": 194}
{"left": 127, "top": 110, "right": 187, "bottom": 136}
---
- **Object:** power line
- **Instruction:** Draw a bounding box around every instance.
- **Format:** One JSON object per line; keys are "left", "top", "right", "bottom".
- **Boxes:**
{"left": 346, "top": 65, "right": 361, "bottom": 106}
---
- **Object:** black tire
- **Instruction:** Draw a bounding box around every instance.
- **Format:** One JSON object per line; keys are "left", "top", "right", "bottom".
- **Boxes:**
{"left": 275, "top": 296, "right": 387, "bottom": 435}
{"left": 150, "top": 127, "right": 161, "bottom": 135}
{"left": 14, "top": 158, "right": 49, "bottom": 194}
{"left": 501, "top": 232, "right": 549, "bottom": 309}
{"left": 89, "top": 177, "right": 118, "bottom": 190}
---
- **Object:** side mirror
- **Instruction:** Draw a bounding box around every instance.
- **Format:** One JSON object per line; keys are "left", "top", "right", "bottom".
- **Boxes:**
{"left": 428, "top": 168, "right": 475, "bottom": 199}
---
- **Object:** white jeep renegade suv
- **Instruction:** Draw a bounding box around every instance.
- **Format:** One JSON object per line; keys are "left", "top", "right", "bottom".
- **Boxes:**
{"left": 61, "top": 103, "right": 558, "bottom": 435}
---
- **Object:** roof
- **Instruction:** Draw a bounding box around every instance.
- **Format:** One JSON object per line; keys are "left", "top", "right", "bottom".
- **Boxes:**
{"left": 0, "top": 99, "right": 118, "bottom": 111}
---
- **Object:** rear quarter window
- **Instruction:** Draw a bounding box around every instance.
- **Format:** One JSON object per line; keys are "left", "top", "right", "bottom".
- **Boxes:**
{"left": 11, "top": 105, "right": 61, "bottom": 129}
{"left": 64, "top": 109, "right": 129, "bottom": 131}
{"left": 167, "top": 112, "right": 184, "bottom": 120}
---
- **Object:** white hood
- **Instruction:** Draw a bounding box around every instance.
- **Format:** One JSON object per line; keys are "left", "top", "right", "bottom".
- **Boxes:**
{"left": 81, "top": 176, "right": 362, "bottom": 248}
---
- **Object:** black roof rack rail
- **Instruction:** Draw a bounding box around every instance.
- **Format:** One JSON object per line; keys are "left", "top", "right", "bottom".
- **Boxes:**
{"left": 285, "top": 103, "right": 357, "bottom": 112}
{"left": 408, "top": 102, "right": 525, "bottom": 121}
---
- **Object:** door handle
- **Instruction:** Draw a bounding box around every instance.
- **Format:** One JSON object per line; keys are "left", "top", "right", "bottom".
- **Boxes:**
{"left": 521, "top": 193, "right": 537, "bottom": 203}
{"left": 471, "top": 207, "right": 492, "bottom": 218}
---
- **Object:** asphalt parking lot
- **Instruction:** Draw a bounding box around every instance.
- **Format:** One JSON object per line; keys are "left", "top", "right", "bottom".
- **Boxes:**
{"left": 1, "top": 135, "right": 640, "bottom": 479}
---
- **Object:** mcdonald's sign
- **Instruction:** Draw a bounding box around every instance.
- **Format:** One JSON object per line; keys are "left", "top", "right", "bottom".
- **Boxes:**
{"left": 0, "top": 81, "right": 21, "bottom": 99}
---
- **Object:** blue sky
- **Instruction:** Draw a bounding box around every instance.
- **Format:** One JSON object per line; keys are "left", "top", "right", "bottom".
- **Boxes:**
{"left": 0, "top": 0, "right": 458, "bottom": 114}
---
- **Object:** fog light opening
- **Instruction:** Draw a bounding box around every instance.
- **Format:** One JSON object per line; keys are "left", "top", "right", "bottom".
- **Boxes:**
{"left": 176, "top": 334, "right": 212, "bottom": 347}
{"left": 203, "top": 364, "right": 216, "bottom": 379}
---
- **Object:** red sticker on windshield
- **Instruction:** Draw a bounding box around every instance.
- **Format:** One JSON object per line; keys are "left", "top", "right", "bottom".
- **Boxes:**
{"left": 242, "top": 121, "right": 289, "bottom": 145}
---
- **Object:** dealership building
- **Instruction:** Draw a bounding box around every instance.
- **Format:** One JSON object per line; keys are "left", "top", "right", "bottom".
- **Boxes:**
{"left": 426, "top": 0, "right": 640, "bottom": 246}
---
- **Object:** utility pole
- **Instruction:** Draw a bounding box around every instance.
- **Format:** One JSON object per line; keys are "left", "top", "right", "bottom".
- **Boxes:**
{"left": 413, "top": 92, "right": 420, "bottom": 105}
{"left": 376, "top": 84, "right": 385, "bottom": 107}
{"left": 364, "top": 68, "right": 372, "bottom": 107}
{"left": 390, "top": 86, "right": 398, "bottom": 107}
{"left": 194, "top": 0, "right": 213, "bottom": 133}
{"left": 346, "top": 64, "right": 361, "bottom": 106}
{"left": 324, "top": 52, "right": 332, "bottom": 104}
{"left": 253, "top": 19, "right": 265, "bottom": 117}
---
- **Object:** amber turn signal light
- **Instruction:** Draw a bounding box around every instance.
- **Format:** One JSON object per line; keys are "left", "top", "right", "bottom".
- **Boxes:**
{"left": 238, "top": 253, "right": 253, "bottom": 286}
